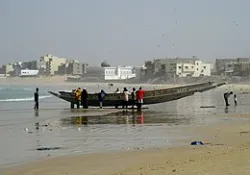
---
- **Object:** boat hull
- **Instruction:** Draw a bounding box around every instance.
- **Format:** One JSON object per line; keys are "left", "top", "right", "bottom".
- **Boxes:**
{"left": 48, "top": 82, "right": 225, "bottom": 107}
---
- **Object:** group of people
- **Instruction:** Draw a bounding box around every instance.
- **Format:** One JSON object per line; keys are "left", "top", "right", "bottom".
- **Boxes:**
{"left": 73, "top": 86, "right": 146, "bottom": 109}
{"left": 33, "top": 86, "right": 239, "bottom": 111}
{"left": 74, "top": 87, "right": 108, "bottom": 109}
{"left": 74, "top": 87, "right": 89, "bottom": 109}
{"left": 33, "top": 86, "right": 145, "bottom": 110}
{"left": 116, "top": 87, "right": 145, "bottom": 110}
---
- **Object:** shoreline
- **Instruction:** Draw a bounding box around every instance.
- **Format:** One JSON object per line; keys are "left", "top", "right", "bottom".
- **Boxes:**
{"left": 0, "top": 76, "right": 178, "bottom": 88}
{"left": 2, "top": 113, "right": 250, "bottom": 175}
{"left": 1, "top": 76, "right": 250, "bottom": 85}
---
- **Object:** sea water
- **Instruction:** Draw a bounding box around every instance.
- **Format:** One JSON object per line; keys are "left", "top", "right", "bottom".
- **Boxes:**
{"left": 0, "top": 84, "right": 250, "bottom": 168}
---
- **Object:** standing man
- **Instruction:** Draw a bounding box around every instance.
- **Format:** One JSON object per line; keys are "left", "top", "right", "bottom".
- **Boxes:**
{"left": 131, "top": 87, "right": 137, "bottom": 109}
{"left": 34, "top": 87, "right": 39, "bottom": 110}
{"left": 122, "top": 87, "right": 130, "bottom": 109}
{"left": 81, "top": 88, "right": 88, "bottom": 109}
{"left": 234, "top": 94, "right": 238, "bottom": 106}
{"left": 136, "top": 87, "right": 145, "bottom": 110}
{"left": 98, "top": 89, "right": 107, "bottom": 109}
{"left": 223, "top": 91, "right": 233, "bottom": 106}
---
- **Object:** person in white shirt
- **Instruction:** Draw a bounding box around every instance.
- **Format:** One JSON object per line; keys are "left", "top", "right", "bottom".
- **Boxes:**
{"left": 122, "top": 87, "right": 130, "bottom": 109}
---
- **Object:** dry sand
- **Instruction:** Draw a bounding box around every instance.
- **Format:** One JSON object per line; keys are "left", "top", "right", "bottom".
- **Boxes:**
{"left": 0, "top": 76, "right": 178, "bottom": 90}
{"left": 3, "top": 113, "right": 250, "bottom": 175}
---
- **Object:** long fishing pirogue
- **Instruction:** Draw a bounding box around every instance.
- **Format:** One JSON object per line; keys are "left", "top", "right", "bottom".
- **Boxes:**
{"left": 48, "top": 81, "right": 225, "bottom": 108}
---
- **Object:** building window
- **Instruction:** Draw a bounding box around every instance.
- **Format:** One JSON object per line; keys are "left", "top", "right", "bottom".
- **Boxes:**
{"left": 191, "top": 66, "right": 194, "bottom": 69}
{"left": 185, "top": 66, "right": 188, "bottom": 69}
{"left": 203, "top": 66, "right": 206, "bottom": 69}
{"left": 178, "top": 66, "right": 181, "bottom": 69}
{"left": 197, "top": 68, "right": 199, "bottom": 71}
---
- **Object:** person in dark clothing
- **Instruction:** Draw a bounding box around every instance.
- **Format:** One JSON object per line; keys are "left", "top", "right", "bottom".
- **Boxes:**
{"left": 234, "top": 94, "right": 237, "bottom": 106}
{"left": 34, "top": 87, "right": 39, "bottom": 110}
{"left": 81, "top": 88, "right": 88, "bottom": 108}
{"left": 223, "top": 91, "right": 233, "bottom": 106}
{"left": 98, "top": 90, "right": 107, "bottom": 109}
{"left": 71, "top": 89, "right": 76, "bottom": 108}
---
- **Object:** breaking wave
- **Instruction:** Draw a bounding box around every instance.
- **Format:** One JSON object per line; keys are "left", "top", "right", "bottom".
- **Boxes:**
{"left": 0, "top": 95, "right": 52, "bottom": 102}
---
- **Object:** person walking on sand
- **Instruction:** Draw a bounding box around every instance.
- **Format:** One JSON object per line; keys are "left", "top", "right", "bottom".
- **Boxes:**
{"left": 136, "top": 87, "right": 145, "bottom": 110}
{"left": 81, "top": 88, "right": 88, "bottom": 109}
{"left": 234, "top": 94, "right": 238, "bottom": 106}
{"left": 122, "top": 87, "right": 130, "bottom": 109}
{"left": 98, "top": 89, "right": 107, "bottom": 109}
{"left": 34, "top": 87, "right": 39, "bottom": 110}
{"left": 223, "top": 91, "right": 233, "bottom": 106}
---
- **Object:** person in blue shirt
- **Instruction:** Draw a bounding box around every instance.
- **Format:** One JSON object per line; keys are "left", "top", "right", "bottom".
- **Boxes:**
{"left": 98, "top": 89, "right": 107, "bottom": 108}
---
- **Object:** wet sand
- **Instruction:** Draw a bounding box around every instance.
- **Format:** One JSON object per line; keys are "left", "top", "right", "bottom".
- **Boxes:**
{"left": 3, "top": 113, "right": 250, "bottom": 175}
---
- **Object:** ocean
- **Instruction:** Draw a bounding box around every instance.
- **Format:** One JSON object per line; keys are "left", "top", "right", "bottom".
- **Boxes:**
{"left": 0, "top": 84, "right": 249, "bottom": 168}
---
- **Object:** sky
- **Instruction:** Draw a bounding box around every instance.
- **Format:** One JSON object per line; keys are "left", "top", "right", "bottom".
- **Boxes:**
{"left": 0, "top": 0, "right": 250, "bottom": 66}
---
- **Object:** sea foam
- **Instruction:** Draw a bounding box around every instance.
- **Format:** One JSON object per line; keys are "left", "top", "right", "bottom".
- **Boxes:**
{"left": 0, "top": 95, "right": 52, "bottom": 102}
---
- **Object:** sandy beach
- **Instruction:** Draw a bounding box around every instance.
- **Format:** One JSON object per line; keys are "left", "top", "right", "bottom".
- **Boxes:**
{"left": 2, "top": 79, "right": 250, "bottom": 174}
{"left": 0, "top": 76, "right": 178, "bottom": 90}
{"left": 2, "top": 112, "right": 250, "bottom": 175}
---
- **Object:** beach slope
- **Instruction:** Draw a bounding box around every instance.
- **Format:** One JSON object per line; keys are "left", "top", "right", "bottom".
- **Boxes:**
{"left": 3, "top": 117, "right": 250, "bottom": 175}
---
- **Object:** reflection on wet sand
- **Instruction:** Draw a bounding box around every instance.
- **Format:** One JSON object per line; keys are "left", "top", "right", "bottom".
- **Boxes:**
{"left": 60, "top": 110, "right": 192, "bottom": 126}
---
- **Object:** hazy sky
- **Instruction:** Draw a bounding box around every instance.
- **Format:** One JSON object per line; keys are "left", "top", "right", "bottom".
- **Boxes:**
{"left": 0, "top": 0, "right": 249, "bottom": 66}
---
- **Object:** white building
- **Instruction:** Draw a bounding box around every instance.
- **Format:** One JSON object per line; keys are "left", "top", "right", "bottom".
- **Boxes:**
{"left": 176, "top": 60, "right": 211, "bottom": 77}
{"left": 19, "top": 69, "right": 39, "bottom": 77}
{"left": 104, "top": 66, "right": 136, "bottom": 80}
{"left": 39, "top": 54, "right": 68, "bottom": 75}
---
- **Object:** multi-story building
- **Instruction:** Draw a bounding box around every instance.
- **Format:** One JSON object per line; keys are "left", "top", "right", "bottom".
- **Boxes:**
{"left": 215, "top": 58, "right": 237, "bottom": 75}
{"left": 104, "top": 66, "right": 136, "bottom": 80}
{"left": 145, "top": 57, "right": 211, "bottom": 77}
{"left": 66, "top": 62, "right": 83, "bottom": 75}
{"left": 39, "top": 54, "right": 67, "bottom": 76}
{"left": 176, "top": 60, "right": 211, "bottom": 77}
{"left": 57, "top": 61, "right": 87, "bottom": 76}
{"left": 215, "top": 57, "right": 250, "bottom": 76}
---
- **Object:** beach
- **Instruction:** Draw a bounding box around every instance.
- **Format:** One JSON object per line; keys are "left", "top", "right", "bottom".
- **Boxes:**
{"left": 1, "top": 79, "right": 250, "bottom": 174}
{"left": 0, "top": 76, "right": 177, "bottom": 89}
{"left": 3, "top": 114, "right": 250, "bottom": 175}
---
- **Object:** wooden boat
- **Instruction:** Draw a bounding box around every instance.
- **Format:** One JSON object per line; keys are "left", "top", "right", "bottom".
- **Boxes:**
{"left": 48, "top": 82, "right": 225, "bottom": 108}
